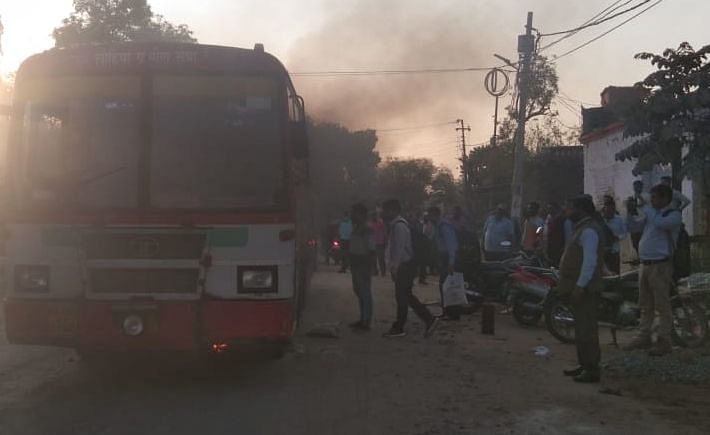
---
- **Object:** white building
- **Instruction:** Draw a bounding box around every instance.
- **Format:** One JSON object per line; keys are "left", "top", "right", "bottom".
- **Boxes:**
{"left": 580, "top": 86, "right": 696, "bottom": 235}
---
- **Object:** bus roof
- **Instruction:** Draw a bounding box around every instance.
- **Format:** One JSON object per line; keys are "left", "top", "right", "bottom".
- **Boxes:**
{"left": 16, "top": 42, "right": 293, "bottom": 83}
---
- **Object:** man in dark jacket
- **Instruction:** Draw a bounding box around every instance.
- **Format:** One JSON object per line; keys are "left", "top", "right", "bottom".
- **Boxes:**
{"left": 558, "top": 195, "right": 605, "bottom": 383}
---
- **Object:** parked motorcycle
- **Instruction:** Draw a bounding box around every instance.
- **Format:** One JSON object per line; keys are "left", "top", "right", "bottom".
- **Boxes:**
{"left": 507, "top": 266, "right": 557, "bottom": 326}
{"left": 544, "top": 269, "right": 708, "bottom": 348}
{"left": 324, "top": 239, "right": 342, "bottom": 266}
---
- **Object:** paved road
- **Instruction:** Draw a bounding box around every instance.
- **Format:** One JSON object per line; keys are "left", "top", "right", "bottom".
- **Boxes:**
{"left": 0, "top": 268, "right": 708, "bottom": 435}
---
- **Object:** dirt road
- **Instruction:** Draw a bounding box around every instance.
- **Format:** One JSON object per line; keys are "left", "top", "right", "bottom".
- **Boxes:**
{"left": 1, "top": 268, "right": 708, "bottom": 435}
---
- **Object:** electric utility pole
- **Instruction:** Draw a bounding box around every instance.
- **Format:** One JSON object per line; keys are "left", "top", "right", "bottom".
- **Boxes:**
{"left": 510, "top": 12, "right": 535, "bottom": 225}
{"left": 456, "top": 119, "right": 472, "bottom": 210}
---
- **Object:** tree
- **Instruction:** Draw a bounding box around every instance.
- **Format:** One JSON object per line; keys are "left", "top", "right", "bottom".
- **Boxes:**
{"left": 429, "top": 167, "right": 461, "bottom": 209}
{"left": 308, "top": 121, "right": 380, "bottom": 224}
{"left": 521, "top": 55, "right": 560, "bottom": 121}
{"left": 616, "top": 43, "right": 710, "bottom": 191}
{"left": 53, "top": 0, "right": 196, "bottom": 47}
{"left": 377, "top": 158, "right": 435, "bottom": 213}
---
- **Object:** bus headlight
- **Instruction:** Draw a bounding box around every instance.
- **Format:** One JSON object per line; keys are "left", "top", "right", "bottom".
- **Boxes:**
{"left": 238, "top": 267, "right": 278, "bottom": 293}
{"left": 122, "top": 315, "right": 144, "bottom": 336}
{"left": 14, "top": 265, "right": 50, "bottom": 292}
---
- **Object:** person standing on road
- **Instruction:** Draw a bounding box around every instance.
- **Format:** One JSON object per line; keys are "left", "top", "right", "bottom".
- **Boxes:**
{"left": 348, "top": 203, "right": 375, "bottom": 332}
{"left": 370, "top": 213, "right": 387, "bottom": 277}
{"left": 558, "top": 195, "right": 604, "bottom": 383}
{"left": 660, "top": 176, "right": 691, "bottom": 211}
{"left": 338, "top": 212, "right": 353, "bottom": 273}
{"left": 381, "top": 199, "right": 439, "bottom": 338}
{"left": 624, "top": 184, "right": 682, "bottom": 356}
{"left": 427, "top": 206, "right": 461, "bottom": 320}
{"left": 602, "top": 196, "right": 628, "bottom": 274}
{"left": 483, "top": 204, "right": 514, "bottom": 262}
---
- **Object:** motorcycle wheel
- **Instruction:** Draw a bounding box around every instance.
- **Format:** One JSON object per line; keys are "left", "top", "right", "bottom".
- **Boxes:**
{"left": 670, "top": 300, "right": 708, "bottom": 348}
{"left": 512, "top": 296, "right": 543, "bottom": 326}
{"left": 544, "top": 294, "right": 576, "bottom": 344}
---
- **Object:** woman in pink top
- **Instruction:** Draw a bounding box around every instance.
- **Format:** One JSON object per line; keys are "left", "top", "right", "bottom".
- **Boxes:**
{"left": 370, "top": 214, "right": 387, "bottom": 276}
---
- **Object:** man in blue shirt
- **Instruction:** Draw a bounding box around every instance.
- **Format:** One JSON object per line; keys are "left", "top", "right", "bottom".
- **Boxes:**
{"left": 558, "top": 195, "right": 604, "bottom": 383}
{"left": 427, "top": 206, "right": 461, "bottom": 320}
{"left": 483, "top": 204, "right": 514, "bottom": 261}
{"left": 624, "top": 184, "right": 682, "bottom": 356}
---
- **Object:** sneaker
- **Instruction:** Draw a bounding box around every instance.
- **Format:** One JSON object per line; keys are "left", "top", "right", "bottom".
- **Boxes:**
{"left": 424, "top": 317, "right": 440, "bottom": 337}
{"left": 573, "top": 370, "right": 600, "bottom": 383}
{"left": 622, "top": 335, "right": 653, "bottom": 351}
{"left": 383, "top": 327, "right": 406, "bottom": 338}
{"left": 563, "top": 366, "right": 584, "bottom": 377}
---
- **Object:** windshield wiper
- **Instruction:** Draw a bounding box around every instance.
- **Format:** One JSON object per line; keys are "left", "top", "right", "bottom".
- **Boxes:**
{"left": 76, "top": 166, "right": 127, "bottom": 186}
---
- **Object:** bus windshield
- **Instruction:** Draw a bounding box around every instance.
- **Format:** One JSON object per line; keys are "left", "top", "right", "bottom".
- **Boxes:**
{"left": 19, "top": 76, "right": 141, "bottom": 208}
{"left": 17, "top": 75, "right": 286, "bottom": 211}
{"left": 150, "top": 76, "right": 285, "bottom": 209}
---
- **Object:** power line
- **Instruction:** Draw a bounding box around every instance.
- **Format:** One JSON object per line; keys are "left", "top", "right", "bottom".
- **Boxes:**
{"left": 560, "top": 91, "right": 597, "bottom": 107}
{"left": 551, "top": 0, "right": 664, "bottom": 62}
{"left": 291, "top": 66, "right": 515, "bottom": 77}
{"left": 539, "top": 0, "right": 630, "bottom": 52}
{"left": 539, "top": 0, "right": 651, "bottom": 37}
{"left": 375, "top": 121, "right": 457, "bottom": 133}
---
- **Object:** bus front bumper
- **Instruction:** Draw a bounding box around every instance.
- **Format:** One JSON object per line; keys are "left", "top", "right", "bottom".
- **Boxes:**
{"left": 3, "top": 299, "right": 294, "bottom": 352}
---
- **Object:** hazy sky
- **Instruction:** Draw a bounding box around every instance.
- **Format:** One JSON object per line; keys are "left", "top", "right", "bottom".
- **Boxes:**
{"left": 1, "top": 0, "right": 708, "bottom": 169}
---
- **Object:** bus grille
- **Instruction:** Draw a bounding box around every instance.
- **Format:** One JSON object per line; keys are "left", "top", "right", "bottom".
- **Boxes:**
{"left": 90, "top": 268, "right": 200, "bottom": 294}
{"left": 85, "top": 234, "right": 206, "bottom": 260}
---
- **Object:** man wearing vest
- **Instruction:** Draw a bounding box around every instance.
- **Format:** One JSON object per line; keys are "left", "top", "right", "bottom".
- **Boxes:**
{"left": 624, "top": 184, "right": 682, "bottom": 356}
{"left": 558, "top": 196, "right": 604, "bottom": 383}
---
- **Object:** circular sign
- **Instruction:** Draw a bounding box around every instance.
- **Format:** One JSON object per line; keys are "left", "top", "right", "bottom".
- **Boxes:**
{"left": 485, "top": 68, "right": 510, "bottom": 97}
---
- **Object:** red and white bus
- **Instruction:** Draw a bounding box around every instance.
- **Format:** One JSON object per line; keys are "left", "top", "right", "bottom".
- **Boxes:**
{"left": 1, "top": 42, "right": 315, "bottom": 356}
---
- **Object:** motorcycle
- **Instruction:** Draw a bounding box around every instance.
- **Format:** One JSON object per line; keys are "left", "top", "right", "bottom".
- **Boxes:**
{"left": 507, "top": 265, "right": 557, "bottom": 326}
{"left": 544, "top": 269, "right": 708, "bottom": 348}
{"left": 324, "top": 239, "right": 342, "bottom": 266}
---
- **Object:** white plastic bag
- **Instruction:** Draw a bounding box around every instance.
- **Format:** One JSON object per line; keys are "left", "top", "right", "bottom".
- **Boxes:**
{"left": 443, "top": 272, "right": 467, "bottom": 307}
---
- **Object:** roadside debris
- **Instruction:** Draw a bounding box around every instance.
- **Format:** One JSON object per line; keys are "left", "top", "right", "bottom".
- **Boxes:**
{"left": 532, "top": 346, "right": 550, "bottom": 357}
{"left": 306, "top": 323, "right": 341, "bottom": 339}
{"left": 599, "top": 387, "right": 623, "bottom": 396}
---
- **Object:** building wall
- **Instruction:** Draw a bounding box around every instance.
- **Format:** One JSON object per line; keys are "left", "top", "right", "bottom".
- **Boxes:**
{"left": 582, "top": 129, "right": 661, "bottom": 206}
{"left": 582, "top": 128, "right": 702, "bottom": 271}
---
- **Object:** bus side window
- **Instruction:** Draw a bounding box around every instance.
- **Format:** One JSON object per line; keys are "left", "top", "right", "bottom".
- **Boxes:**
{"left": 287, "top": 87, "right": 308, "bottom": 159}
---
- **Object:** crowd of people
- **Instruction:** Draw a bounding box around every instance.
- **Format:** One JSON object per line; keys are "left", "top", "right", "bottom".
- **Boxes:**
{"left": 328, "top": 177, "right": 689, "bottom": 384}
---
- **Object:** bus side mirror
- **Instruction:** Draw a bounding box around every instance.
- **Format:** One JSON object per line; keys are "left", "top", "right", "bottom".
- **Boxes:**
{"left": 291, "top": 120, "right": 309, "bottom": 159}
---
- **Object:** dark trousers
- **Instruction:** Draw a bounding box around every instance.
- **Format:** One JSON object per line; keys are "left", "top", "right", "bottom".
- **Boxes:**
{"left": 351, "top": 255, "right": 373, "bottom": 326}
{"left": 339, "top": 240, "right": 350, "bottom": 271}
{"left": 572, "top": 290, "right": 601, "bottom": 374}
{"left": 604, "top": 251, "right": 620, "bottom": 274}
{"left": 438, "top": 254, "right": 462, "bottom": 319}
{"left": 374, "top": 245, "right": 386, "bottom": 275}
{"left": 393, "top": 261, "right": 434, "bottom": 330}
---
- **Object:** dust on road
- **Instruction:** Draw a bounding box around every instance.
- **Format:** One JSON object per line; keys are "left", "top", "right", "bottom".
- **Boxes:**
{"left": 0, "top": 268, "right": 708, "bottom": 435}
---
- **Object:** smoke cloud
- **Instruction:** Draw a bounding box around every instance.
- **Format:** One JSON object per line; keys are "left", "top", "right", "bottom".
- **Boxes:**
{"left": 286, "top": 0, "right": 522, "bottom": 165}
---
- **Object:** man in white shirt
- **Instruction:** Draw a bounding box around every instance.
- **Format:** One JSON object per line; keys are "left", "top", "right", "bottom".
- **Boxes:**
{"left": 381, "top": 199, "right": 438, "bottom": 338}
{"left": 661, "top": 176, "right": 691, "bottom": 211}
